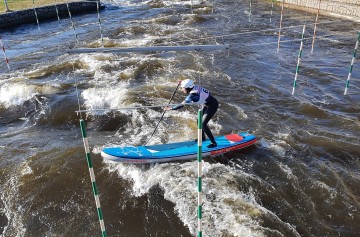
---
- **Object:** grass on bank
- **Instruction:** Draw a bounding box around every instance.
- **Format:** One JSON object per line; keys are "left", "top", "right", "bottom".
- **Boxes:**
{"left": 0, "top": 0, "right": 74, "bottom": 13}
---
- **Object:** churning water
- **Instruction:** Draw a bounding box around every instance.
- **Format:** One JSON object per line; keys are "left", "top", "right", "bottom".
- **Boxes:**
{"left": 1, "top": 0, "right": 360, "bottom": 236}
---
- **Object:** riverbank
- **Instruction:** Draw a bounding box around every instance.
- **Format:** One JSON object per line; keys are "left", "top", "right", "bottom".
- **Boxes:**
{"left": 0, "top": 0, "right": 104, "bottom": 29}
{"left": 274, "top": 0, "right": 360, "bottom": 22}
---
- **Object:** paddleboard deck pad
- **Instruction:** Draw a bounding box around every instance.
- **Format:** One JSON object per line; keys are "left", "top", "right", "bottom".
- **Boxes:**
{"left": 101, "top": 132, "right": 256, "bottom": 164}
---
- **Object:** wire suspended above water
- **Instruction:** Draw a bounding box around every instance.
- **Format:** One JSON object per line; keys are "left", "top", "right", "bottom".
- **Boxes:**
{"left": 74, "top": 103, "right": 195, "bottom": 113}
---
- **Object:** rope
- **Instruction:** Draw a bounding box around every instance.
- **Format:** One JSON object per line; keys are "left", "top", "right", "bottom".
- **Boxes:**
{"left": 143, "top": 81, "right": 181, "bottom": 146}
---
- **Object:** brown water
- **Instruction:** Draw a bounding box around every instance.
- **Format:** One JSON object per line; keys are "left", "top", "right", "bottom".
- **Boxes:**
{"left": 1, "top": 0, "right": 360, "bottom": 236}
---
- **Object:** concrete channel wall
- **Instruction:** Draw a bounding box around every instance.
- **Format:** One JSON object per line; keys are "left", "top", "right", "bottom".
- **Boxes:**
{"left": 276, "top": 0, "right": 360, "bottom": 22}
{"left": 0, "top": 1, "right": 104, "bottom": 29}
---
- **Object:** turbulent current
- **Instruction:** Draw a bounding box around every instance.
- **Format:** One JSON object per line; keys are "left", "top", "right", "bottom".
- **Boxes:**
{"left": 0, "top": 0, "right": 360, "bottom": 236}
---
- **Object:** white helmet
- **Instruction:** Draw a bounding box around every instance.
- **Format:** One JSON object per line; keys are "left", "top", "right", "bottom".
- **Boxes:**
{"left": 181, "top": 79, "right": 194, "bottom": 89}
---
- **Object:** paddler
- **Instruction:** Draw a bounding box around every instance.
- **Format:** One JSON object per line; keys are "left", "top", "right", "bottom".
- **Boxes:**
{"left": 165, "top": 79, "right": 218, "bottom": 148}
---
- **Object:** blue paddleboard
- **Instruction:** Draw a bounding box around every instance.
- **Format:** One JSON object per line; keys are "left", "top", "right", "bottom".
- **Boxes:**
{"left": 101, "top": 132, "right": 256, "bottom": 164}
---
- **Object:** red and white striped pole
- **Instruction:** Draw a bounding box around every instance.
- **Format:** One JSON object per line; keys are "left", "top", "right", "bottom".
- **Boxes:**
{"left": 0, "top": 36, "right": 10, "bottom": 70}
{"left": 311, "top": 0, "right": 321, "bottom": 53}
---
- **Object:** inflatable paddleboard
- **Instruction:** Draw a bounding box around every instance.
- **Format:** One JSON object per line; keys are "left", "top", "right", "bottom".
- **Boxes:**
{"left": 101, "top": 132, "right": 256, "bottom": 164}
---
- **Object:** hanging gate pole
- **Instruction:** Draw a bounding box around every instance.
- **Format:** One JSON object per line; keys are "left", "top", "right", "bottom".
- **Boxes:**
{"left": 4, "top": 0, "right": 10, "bottom": 12}
{"left": 197, "top": 109, "right": 203, "bottom": 237}
{"left": 32, "top": 0, "right": 41, "bottom": 31}
{"left": 80, "top": 119, "right": 107, "bottom": 237}
{"left": 66, "top": 2, "right": 79, "bottom": 44}
{"left": 96, "top": 0, "right": 104, "bottom": 47}
{"left": 311, "top": 0, "right": 321, "bottom": 53}
{"left": 0, "top": 35, "right": 10, "bottom": 70}
{"left": 344, "top": 31, "right": 360, "bottom": 95}
{"left": 277, "top": 0, "right": 285, "bottom": 53}
{"left": 292, "top": 25, "right": 306, "bottom": 95}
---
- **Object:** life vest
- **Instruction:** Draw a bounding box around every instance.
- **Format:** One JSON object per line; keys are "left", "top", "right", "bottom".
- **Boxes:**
{"left": 190, "top": 85, "right": 210, "bottom": 104}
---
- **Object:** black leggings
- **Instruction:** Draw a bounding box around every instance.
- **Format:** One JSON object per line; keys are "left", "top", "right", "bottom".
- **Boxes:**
{"left": 200, "top": 97, "right": 218, "bottom": 143}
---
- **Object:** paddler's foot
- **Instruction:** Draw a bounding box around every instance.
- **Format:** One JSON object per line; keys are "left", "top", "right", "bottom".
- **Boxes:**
{"left": 207, "top": 142, "right": 217, "bottom": 148}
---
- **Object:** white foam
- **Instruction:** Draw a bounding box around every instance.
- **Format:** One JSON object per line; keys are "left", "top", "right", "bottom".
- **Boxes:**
{"left": 104, "top": 161, "right": 268, "bottom": 236}
{"left": 259, "top": 138, "right": 286, "bottom": 157}
{"left": 227, "top": 103, "right": 248, "bottom": 119}
{"left": 0, "top": 83, "right": 36, "bottom": 108}
{"left": 0, "top": 83, "right": 57, "bottom": 109}
{"left": 278, "top": 163, "right": 298, "bottom": 182}
{"left": 162, "top": 0, "right": 202, "bottom": 6}
{"left": 0, "top": 174, "right": 26, "bottom": 237}
{"left": 20, "top": 162, "right": 33, "bottom": 176}
{"left": 275, "top": 132, "right": 290, "bottom": 139}
{"left": 81, "top": 82, "right": 129, "bottom": 113}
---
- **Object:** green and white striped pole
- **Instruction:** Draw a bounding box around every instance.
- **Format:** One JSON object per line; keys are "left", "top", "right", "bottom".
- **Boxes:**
{"left": 344, "top": 31, "right": 360, "bottom": 95}
{"left": 292, "top": 25, "right": 306, "bottom": 95}
{"left": 80, "top": 119, "right": 107, "bottom": 237}
{"left": 197, "top": 109, "right": 203, "bottom": 237}
{"left": 197, "top": 109, "right": 202, "bottom": 237}
{"left": 96, "top": 0, "right": 104, "bottom": 48}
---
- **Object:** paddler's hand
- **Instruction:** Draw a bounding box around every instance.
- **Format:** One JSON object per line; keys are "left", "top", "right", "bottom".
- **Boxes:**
{"left": 164, "top": 106, "right": 172, "bottom": 111}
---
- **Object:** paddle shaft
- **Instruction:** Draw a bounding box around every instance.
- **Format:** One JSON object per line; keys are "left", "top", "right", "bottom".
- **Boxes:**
{"left": 143, "top": 81, "right": 181, "bottom": 145}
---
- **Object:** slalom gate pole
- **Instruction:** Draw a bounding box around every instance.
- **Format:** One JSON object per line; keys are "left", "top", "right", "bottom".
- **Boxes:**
{"left": 54, "top": 0, "right": 61, "bottom": 23}
{"left": 197, "top": 109, "right": 203, "bottom": 237}
{"left": 96, "top": 0, "right": 104, "bottom": 47}
{"left": 277, "top": 0, "right": 284, "bottom": 53}
{"left": 0, "top": 35, "right": 10, "bottom": 70}
{"left": 66, "top": 2, "right": 79, "bottom": 44}
{"left": 311, "top": 0, "right": 321, "bottom": 53}
{"left": 344, "top": 31, "right": 360, "bottom": 95}
{"left": 32, "top": 0, "right": 41, "bottom": 31}
{"left": 249, "top": 0, "right": 252, "bottom": 22}
{"left": 79, "top": 119, "right": 107, "bottom": 237}
{"left": 292, "top": 25, "right": 306, "bottom": 95}
{"left": 270, "top": 0, "right": 274, "bottom": 23}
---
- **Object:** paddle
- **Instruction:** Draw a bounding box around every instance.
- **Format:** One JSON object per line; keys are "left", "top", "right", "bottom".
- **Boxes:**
{"left": 143, "top": 81, "right": 181, "bottom": 146}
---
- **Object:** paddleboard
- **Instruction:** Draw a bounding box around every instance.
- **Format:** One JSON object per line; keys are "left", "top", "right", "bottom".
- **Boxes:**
{"left": 101, "top": 132, "right": 256, "bottom": 164}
